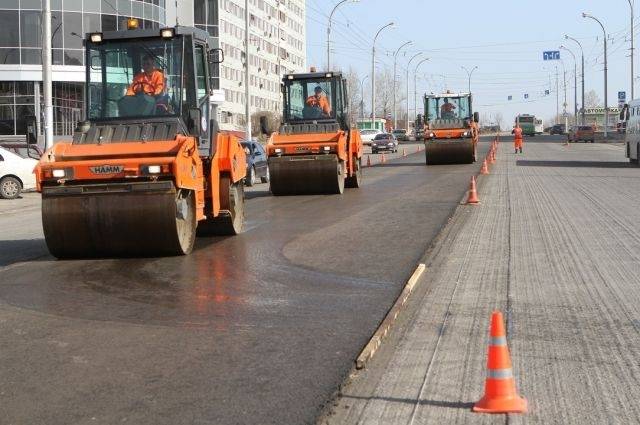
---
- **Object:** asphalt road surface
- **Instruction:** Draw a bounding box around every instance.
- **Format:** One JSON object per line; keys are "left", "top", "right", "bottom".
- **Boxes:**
{"left": 0, "top": 139, "right": 491, "bottom": 425}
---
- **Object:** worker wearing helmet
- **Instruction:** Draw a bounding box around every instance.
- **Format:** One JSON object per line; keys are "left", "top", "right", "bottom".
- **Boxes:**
{"left": 306, "top": 86, "right": 332, "bottom": 117}
{"left": 126, "top": 55, "right": 165, "bottom": 97}
{"left": 512, "top": 123, "right": 524, "bottom": 154}
{"left": 440, "top": 98, "right": 456, "bottom": 119}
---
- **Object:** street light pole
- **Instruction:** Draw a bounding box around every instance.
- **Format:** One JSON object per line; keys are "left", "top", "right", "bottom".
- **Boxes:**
{"left": 413, "top": 58, "right": 430, "bottom": 125}
{"left": 359, "top": 75, "right": 368, "bottom": 120}
{"left": 43, "top": 0, "right": 53, "bottom": 148}
{"left": 461, "top": 65, "right": 478, "bottom": 94}
{"left": 628, "top": 0, "right": 635, "bottom": 100}
{"left": 560, "top": 45, "right": 578, "bottom": 125}
{"left": 565, "top": 35, "right": 585, "bottom": 124}
{"left": 371, "top": 22, "right": 394, "bottom": 130}
{"left": 583, "top": 12, "right": 609, "bottom": 138}
{"left": 244, "top": 0, "right": 251, "bottom": 140}
{"left": 393, "top": 41, "right": 412, "bottom": 129}
{"left": 327, "top": 0, "right": 359, "bottom": 71}
{"left": 555, "top": 65, "right": 559, "bottom": 125}
{"left": 405, "top": 52, "right": 422, "bottom": 132}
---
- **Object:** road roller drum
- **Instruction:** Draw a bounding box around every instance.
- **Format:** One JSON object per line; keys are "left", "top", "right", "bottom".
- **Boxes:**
{"left": 269, "top": 154, "right": 344, "bottom": 195}
{"left": 425, "top": 139, "right": 475, "bottom": 165}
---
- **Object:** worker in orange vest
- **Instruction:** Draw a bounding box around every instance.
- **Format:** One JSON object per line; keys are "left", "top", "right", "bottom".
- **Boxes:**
{"left": 126, "top": 55, "right": 165, "bottom": 96}
{"left": 306, "top": 86, "right": 332, "bottom": 117}
{"left": 512, "top": 124, "right": 523, "bottom": 154}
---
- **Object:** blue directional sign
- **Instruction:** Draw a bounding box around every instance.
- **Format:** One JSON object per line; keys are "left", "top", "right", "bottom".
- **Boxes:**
{"left": 543, "top": 51, "right": 561, "bottom": 60}
{"left": 524, "top": 93, "right": 529, "bottom": 99}
{"left": 618, "top": 91, "right": 626, "bottom": 101}
{"left": 508, "top": 95, "right": 513, "bottom": 101}
{"left": 545, "top": 89, "right": 550, "bottom": 96}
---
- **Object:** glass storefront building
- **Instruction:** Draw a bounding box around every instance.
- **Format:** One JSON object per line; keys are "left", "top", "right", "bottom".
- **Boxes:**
{"left": 0, "top": 0, "right": 167, "bottom": 137}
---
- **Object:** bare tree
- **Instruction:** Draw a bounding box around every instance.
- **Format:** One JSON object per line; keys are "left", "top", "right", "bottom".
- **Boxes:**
{"left": 494, "top": 112, "right": 504, "bottom": 130}
{"left": 344, "top": 67, "right": 361, "bottom": 125}
{"left": 585, "top": 90, "right": 601, "bottom": 108}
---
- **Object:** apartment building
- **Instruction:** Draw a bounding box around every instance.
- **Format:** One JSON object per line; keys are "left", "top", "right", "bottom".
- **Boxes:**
{"left": 0, "top": 0, "right": 305, "bottom": 139}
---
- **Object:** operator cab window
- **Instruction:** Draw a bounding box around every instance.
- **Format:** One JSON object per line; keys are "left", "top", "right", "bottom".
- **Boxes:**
{"left": 286, "top": 79, "right": 336, "bottom": 121}
{"left": 87, "top": 37, "right": 184, "bottom": 120}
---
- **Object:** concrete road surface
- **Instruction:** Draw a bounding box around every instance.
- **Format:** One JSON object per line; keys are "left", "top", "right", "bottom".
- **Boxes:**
{"left": 0, "top": 140, "right": 490, "bottom": 424}
{"left": 325, "top": 136, "right": 640, "bottom": 424}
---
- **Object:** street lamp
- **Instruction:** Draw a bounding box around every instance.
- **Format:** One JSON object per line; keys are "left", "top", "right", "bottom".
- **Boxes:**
{"left": 583, "top": 12, "right": 609, "bottom": 138}
{"left": 560, "top": 45, "right": 578, "bottom": 126}
{"left": 393, "top": 41, "right": 412, "bottom": 129}
{"left": 461, "top": 65, "right": 478, "bottom": 93}
{"left": 405, "top": 52, "right": 422, "bottom": 132}
{"left": 413, "top": 58, "right": 430, "bottom": 125}
{"left": 565, "top": 35, "right": 585, "bottom": 124}
{"left": 371, "top": 22, "right": 394, "bottom": 129}
{"left": 359, "top": 75, "right": 369, "bottom": 120}
{"left": 327, "top": 0, "right": 359, "bottom": 71}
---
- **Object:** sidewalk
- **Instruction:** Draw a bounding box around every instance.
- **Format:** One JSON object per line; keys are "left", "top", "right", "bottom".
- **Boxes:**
{"left": 324, "top": 141, "right": 640, "bottom": 424}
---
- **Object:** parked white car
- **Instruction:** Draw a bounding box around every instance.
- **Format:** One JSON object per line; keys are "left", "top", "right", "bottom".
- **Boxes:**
{"left": 0, "top": 146, "right": 38, "bottom": 199}
{"left": 360, "top": 129, "right": 384, "bottom": 146}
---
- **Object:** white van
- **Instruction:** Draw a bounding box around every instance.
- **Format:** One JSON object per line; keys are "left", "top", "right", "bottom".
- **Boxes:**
{"left": 0, "top": 146, "right": 38, "bottom": 199}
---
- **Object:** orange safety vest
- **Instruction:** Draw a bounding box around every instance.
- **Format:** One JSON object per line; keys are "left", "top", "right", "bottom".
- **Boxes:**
{"left": 513, "top": 127, "right": 523, "bottom": 139}
{"left": 306, "top": 94, "right": 332, "bottom": 115}
{"left": 126, "top": 69, "right": 165, "bottom": 96}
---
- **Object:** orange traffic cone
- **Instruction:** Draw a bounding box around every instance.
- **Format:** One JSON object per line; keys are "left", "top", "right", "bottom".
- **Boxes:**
{"left": 467, "top": 176, "right": 480, "bottom": 205}
{"left": 366, "top": 155, "right": 372, "bottom": 167}
{"left": 480, "top": 159, "right": 490, "bottom": 175}
{"left": 473, "top": 311, "right": 527, "bottom": 414}
{"left": 489, "top": 150, "right": 496, "bottom": 164}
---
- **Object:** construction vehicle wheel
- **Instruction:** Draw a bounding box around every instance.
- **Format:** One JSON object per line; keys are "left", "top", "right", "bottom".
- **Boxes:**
{"left": 345, "top": 158, "right": 363, "bottom": 189}
{"left": 42, "top": 186, "right": 196, "bottom": 258}
{"left": 269, "top": 154, "right": 345, "bottom": 195}
{"left": 197, "top": 176, "right": 244, "bottom": 236}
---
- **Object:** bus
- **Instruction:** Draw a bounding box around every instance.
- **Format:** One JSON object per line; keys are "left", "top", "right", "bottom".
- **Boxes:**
{"left": 534, "top": 118, "right": 544, "bottom": 135}
{"left": 515, "top": 114, "right": 537, "bottom": 136}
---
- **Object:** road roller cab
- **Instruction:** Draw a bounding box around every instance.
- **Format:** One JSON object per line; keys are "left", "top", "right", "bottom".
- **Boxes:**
{"left": 35, "top": 25, "right": 247, "bottom": 258}
{"left": 266, "top": 71, "right": 363, "bottom": 195}
{"left": 423, "top": 92, "right": 479, "bottom": 165}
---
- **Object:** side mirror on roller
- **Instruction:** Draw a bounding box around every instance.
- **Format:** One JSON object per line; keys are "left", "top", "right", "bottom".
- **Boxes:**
{"left": 189, "top": 108, "right": 203, "bottom": 137}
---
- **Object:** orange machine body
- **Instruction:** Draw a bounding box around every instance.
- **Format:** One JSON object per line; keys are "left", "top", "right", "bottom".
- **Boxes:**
{"left": 35, "top": 134, "right": 246, "bottom": 222}
{"left": 267, "top": 129, "right": 363, "bottom": 178}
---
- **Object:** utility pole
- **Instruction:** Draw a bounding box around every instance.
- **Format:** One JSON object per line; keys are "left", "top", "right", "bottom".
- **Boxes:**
{"left": 556, "top": 65, "right": 560, "bottom": 124}
{"left": 393, "top": 41, "right": 412, "bottom": 129}
{"left": 583, "top": 13, "right": 608, "bottom": 138}
{"left": 244, "top": 0, "right": 251, "bottom": 140}
{"left": 565, "top": 35, "right": 585, "bottom": 124}
{"left": 563, "top": 66, "right": 568, "bottom": 130}
{"left": 43, "top": 0, "right": 53, "bottom": 148}
{"left": 327, "top": 0, "right": 359, "bottom": 71}
{"left": 405, "top": 52, "right": 422, "bottom": 132}
{"left": 371, "top": 22, "right": 394, "bottom": 130}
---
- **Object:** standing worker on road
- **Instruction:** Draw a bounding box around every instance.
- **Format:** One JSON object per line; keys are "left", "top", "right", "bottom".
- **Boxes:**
{"left": 512, "top": 123, "right": 524, "bottom": 154}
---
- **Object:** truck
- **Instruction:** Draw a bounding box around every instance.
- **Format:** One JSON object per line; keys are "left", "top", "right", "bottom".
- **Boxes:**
{"left": 34, "top": 22, "right": 247, "bottom": 258}
{"left": 266, "top": 70, "right": 363, "bottom": 195}
{"left": 423, "top": 91, "right": 479, "bottom": 165}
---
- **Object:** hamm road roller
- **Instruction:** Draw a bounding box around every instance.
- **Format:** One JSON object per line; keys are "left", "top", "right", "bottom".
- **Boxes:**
{"left": 423, "top": 91, "right": 480, "bottom": 165}
{"left": 35, "top": 23, "right": 246, "bottom": 258}
{"left": 266, "top": 70, "right": 363, "bottom": 195}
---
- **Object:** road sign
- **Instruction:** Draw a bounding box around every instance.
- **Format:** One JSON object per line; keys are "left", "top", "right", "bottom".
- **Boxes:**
{"left": 545, "top": 89, "right": 550, "bottom": 96}
{"left": 618, "top": 91, "right": 626, "bottom": 101}
{"left": 508, "top": 95, "right": 512, "bottom": 101}
{"left": 524, "top": 94, "right": 529, "bottom": 99}
{"left": 543, "top": 51, "right": 561, "bottom": 60}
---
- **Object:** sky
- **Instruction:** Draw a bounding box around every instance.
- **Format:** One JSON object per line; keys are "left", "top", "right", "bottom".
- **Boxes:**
{"left": 305, "top": 0, "right": 635, "bottom": 127}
